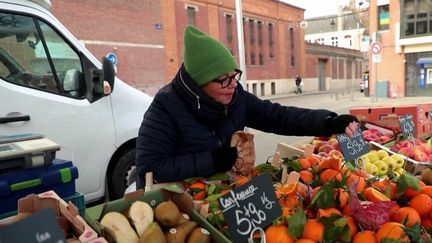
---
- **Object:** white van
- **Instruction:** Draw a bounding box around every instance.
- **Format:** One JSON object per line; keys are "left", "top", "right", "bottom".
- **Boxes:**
{"left": 0, "top": 0, "right": 152, "bottom": 202}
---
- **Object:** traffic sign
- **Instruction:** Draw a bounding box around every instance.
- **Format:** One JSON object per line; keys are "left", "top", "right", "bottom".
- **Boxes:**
{"left": 106, "top": 52, "right": 118, "bottom": 65}
{"left": 372, "top": 54, "right": 381, "bottom": 63}
{"left": 371, "top": 42, "right": 382, "bottom": 55}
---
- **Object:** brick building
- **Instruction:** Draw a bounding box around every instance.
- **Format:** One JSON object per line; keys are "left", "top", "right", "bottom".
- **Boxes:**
{"left": 51, "top": 0, "right": 305, "bottom": 96}
{"left": 368, "top": 0, "right": 432, "bottom": 97}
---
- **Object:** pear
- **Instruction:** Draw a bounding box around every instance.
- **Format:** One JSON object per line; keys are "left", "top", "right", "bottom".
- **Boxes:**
{"left": 165, "top": 221, "right": 198, "bottom": 243}
{"left": 421, "top": 168, "right": 432, "bottom": 185}
{"left": 100, "top": 212, "right": 139, "bottom": 243}
{"left": 155, "top": 200, "right": 182, "bottom": 227}
{"left": 139, "top": 222, "right": 166, "bottom": 243}
{"left": 129, "top": 201, "right": 154, "bottom": 236}
{"left": 186, "top": 227, "right": 211, "bottom": 243}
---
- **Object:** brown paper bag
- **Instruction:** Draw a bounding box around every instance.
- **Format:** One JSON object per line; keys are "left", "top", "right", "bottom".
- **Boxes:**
{"left": 230, "top": 131, "right": 255, "bottom": 176}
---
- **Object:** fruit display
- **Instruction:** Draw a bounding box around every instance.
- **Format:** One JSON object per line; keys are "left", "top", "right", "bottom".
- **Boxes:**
{"left": 361, "top": 127, "right": 395, "bottom": 144}
{"left": 359, "top": 149, "right": 406, "bottom": 179}
{"left": 182, "top": 141, "right": 432, "bottom": 243}
{"left": 98, "top": 199, "right": 211, "bottom": 243}
{"left": 389, "top": 137, "right": 432, "bottom": 162}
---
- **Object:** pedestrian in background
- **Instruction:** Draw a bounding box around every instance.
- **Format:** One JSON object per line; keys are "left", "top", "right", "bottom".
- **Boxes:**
{"left": 135, "top": 25, "right": 358, "bottom": 188}
{"left": 295, "top": 74, "right": 302, "bottom": 94}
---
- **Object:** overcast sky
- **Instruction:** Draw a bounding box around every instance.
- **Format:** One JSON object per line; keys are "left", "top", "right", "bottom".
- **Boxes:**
{"left": 281, "top": 0, "right": 350, "bottom": 18}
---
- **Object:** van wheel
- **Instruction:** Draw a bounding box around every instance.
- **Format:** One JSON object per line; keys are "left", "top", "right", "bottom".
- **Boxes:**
{"left": 108, "top": 149, "right": 136, "bottom": 200}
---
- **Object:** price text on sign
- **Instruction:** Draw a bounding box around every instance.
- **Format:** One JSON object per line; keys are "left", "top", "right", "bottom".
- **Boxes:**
{"left": 336, "top": 127, "right": 368, "bottom": 162}
{"left": 398, "top": 114, "right": 416, "bottom": 138}
{"left": 219, "top": 173, "right": 281, "bottom": 243}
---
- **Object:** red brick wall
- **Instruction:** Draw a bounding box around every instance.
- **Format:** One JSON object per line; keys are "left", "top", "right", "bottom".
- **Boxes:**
{"left": 51, "top": 0, "right": 166, "bottom": 92}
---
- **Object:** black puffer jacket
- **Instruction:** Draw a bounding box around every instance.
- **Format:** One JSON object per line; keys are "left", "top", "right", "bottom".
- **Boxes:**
{"left": 135, "top": 65, "right": 336, "bottom": 188}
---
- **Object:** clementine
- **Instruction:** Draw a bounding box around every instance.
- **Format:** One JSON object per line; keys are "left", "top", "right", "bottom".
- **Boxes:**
{"left": 301, "top": 219, "right": 324, "bottom": 242}
{"left": 319, "top": 168, "right": 342, "bottom": 184}
{"left": 409, "top": 193, "right": 432, "bottom": 217}
{"left": 265, "top": 225, "right": 294, "bottom": 243}
{"left": 352, "top": 230, "right": 377, "bottom": 243}
{"left": 391, "top": 206, "right": 421, "bottom": 227}
{"left": 376, "top": 222, "right": 409, "bottom": 242}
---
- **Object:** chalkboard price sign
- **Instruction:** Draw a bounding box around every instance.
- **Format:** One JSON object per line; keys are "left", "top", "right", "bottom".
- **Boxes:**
{"left": 219, "top": 173, "right": 281, "bottom": 243}
{"left": 398, "top": 114, "right": 416, "bottom": 138}
{"left": 336, "top": 127, "right": 368, "bottom": 162}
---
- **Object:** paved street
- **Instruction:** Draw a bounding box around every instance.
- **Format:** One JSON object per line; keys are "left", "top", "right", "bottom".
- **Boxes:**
{"left": 251, "top": 90, "right": 432, "bottom": 164}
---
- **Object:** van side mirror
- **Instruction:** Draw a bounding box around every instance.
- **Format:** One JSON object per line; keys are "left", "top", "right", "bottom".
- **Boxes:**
{"left": 102, "top": 57, "right": 115, "bottom": 92}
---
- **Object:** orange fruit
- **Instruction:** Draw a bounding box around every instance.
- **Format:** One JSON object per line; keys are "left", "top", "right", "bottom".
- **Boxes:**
{"left": 342, "top": 204, "right": 352, "bottom": 216}
{"left": 421, "top": 185, "right": 432, "bottom": 197}
{"left": 376, "top": 222, "right": 409, "bottom": 242}
{"left": 319, "top": 168, "right": 342, "bottom": 184}
{"left": 306, "top": 155, "right": 320, "bottom": 166}
{"left": 363, "top": 187, "right": 390, "bottom": 202}
{"left": 333, "top": 188, "right": 349, "bottom": 209}
{"left": 317, "top": 207, "right": 342, "bottom": 218}
{"left": 235, "top": 175, "right": 250, "bottom": 186}
{"left": 391, "top": 206, "right": 421, "bottom": 227}
{"left": 192, "top": 190, "right": 206, "bottom": 200}
{"left": 347, "top": 174, "right": 365, "bottom": 193}
{"left": 298, "top": 158, "right": 311, "bottom": 169}
{"left": 352, "top": 230, "right": 377, "bottom": 243}
{"left": 295, "top": 239, "right": 314, "bottom": 243}
{"left": 317, "top": 157, "right": 341, "bottom": 171}
{"left": 345, "top": 216, "right": 358, "bottom": 239}
{"left": 402, "top": 180, "right": 425, "bottom": 199}
{"left": 277, "top": 183, "right": 298, "bottom": 196}
{"left": 409, "top": 193, "right": 432, "bottom": 217}
{"left": 301, "top": 219, "right": 324, "bottom": 242}
{"left": 299, "top": 170, "right": 314, "bottom": 184}
{"left": 265, "top": 225, "right": 294, "bottom": 243}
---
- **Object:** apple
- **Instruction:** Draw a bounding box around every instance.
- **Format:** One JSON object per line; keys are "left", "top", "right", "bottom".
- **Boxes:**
{"left": 390, "top": 154, "right": 405, "bottom": 169}
{"left": 395, "top": 167, "right": 405, "bottom": 176}
{"left": 314, "top": 141, "right": 329, "bottom": 153}
{"left": 366, "top": 152, "right": 380, "bottom": 163}
{"left": 318, "top": 144, "right": 334, "bottom": 154}
{"left": 382, "top": 156, "right": 397, "bottom": 172}
{"left": 328, "top": 150, "right": 343, "bottom": 159}
{"left": 317, "top": 151, "right": 330, "bottom": 158}
{"left": 413, "top": 147, "right": 429, "bottom": 162}
{"left": 365, "top": 163, "right": 379, "bottom": 176}
{"left": 376, "top": 149, "right": 389, "bottom": 159}
{"left": 373, "top": 160, "right": 388, "bottom": 175}
{"left": 328, "top": 138, "right": 338, "bottom": 146}
{"left": 359, "top": 155, "right": 370, "bottom": 164}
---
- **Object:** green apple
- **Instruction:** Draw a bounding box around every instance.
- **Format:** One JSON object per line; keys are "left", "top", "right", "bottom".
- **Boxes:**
{"left": 366, "top": 152, "right": 380, "bottom": 163}
{"left": 365, "top": 163, "right": 379, "bottom": 176}
{"left": 374, "top": 160, "right": 388, "bottom": 175}
{"left": 390, "top": 154, "right": 405, "bottom": 169}
{"left": 395, "top": 167, "right": 405, "bottom": 176}
{"left": 359, "top": 155, "right": 370, "bottom": 164}
{"left": 382, "top": 156, "right": 397, "bottom": 172}
{"left": 376, "top": 149, "right": 389, "bottom": 159}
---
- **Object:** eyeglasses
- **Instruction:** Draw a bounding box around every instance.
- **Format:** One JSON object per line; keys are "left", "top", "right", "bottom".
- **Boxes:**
{"left": 211, "top": 69, "right": 242, "bottom": 88}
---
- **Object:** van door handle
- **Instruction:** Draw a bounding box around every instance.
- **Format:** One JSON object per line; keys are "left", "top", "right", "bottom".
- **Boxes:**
{"left": 0, "top": 114, "right": 30, "bottom": 123}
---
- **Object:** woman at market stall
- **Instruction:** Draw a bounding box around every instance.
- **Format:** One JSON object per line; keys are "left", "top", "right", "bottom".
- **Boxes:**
{"left": 135, "top": 25, "right": 358, "bottom": 189}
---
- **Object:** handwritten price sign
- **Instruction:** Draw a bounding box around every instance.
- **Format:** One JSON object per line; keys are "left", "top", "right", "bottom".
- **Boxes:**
{"left": 219, "top": 173, "right": 281, "bottom": 243}
{"left": 336, "top": 128, "right": 368, "bottom": 162}
{"left": 398, "top": 114, "right": 416, "bottom": 138}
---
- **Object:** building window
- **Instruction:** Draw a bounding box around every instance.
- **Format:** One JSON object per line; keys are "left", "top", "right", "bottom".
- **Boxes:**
{"left": 290, "top": 28, "right": 295, "bottom": 66}
{"left": 378, "top": 4, "right": 390, "bottom": 31}
{"left": 187, "top": 6, "right": 196, "bottom": 25}
{"left": 249, "top": 19, "right": 255, "bottom": 65}
{"left": 331, "top": 36, "right": 338, "bottom": 46}
{"left": 226, "top": 14, "right": 233, "bottom": 43}
{"left": 243, "top": 18, "right": 248, "bottom": 65}
{"left": 402, "top": 0, "right": 432, "bottom": 37}
{"left": 260, "top": 83, "right": 265, "bottom": 96}
{"left": 271, "top": 82, "right": 275, "bottom": 95}
{"left": 268, "top": 23, "right": 274, "bottom": 58}
{"left": 258, "top": 21, "right": 264, "bottom": 65}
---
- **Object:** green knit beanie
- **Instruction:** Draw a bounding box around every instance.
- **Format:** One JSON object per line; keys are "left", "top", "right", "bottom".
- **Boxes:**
{"left": 183, "top": 25, "right": 237, "bottom": 86}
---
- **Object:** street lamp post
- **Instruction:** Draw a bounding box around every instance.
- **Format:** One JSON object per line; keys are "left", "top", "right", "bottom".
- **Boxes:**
{"left": 235, "top": 0, "right": 247, "bottom": 87}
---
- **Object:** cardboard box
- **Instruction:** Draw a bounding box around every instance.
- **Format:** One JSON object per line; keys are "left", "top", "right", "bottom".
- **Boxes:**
{"left": 0, "top": 190, "right": 102, "bottom": 242}
{"left": 85, "top": 187, "right": 231, "bottom": 243}
{"left": 350, "top": 104, "right": 432, "bottom": 138}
